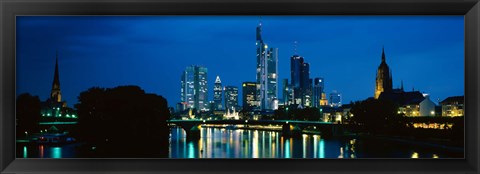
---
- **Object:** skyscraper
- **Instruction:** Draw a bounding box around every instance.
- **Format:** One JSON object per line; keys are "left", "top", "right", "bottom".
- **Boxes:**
{"left": 213, "top": 76, "right": 223, "bottom": 110}
{"left": 330, "top": 90, "right": 342, "bottom": 107}
{"left": 224, "top": 86, "right": 239, "bottom": 111}
{"left": 290, "top": 55, "right": 310, "bottom": 107}
{"left": 374, "top": 47, "right": 393, "bottom": 99}
{"left": 242, "top": 82, "right": 257, "bottom": 111}
{"left": 181, "top": 65, "right": 208, "bottom": 111}
{"left": 256, "top": 20, "right": 278, "bottom": 110}
{"left": 313, "top": 77, "right": 325, "bottom": 108}
{"left": 282, "top": 79, "right": 294, "bottom": 106}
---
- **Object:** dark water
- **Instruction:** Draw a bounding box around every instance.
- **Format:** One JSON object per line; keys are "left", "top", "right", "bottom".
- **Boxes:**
{"left": 169, "top": 127, "right": 463, "bottom": 158}
{"left": 17, "top": 127, "right": 463, "bottom": 158}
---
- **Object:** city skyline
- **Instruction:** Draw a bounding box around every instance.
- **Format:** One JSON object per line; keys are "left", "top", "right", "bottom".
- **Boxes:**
{"left": 16, "top": 16, "right": 464, "bottom": 108}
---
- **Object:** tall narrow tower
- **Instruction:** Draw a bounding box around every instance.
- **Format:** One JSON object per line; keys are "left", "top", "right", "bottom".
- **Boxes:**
{"left": 374, "top": 47, "right": 393, "bottom": 99}
{"left": 213, "top": 76, "right": 223, "bottom": 110}
{"left": 181, "top": 65, "right": 208, "bottom": 111}
{"left": 255, "top": 19, "right": 278, "bottom": 110}
{"left": 50, "top": 51, "right": 62, "bottom": 102}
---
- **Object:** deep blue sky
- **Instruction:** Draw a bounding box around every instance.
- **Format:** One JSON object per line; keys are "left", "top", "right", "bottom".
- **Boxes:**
{"left": 16, "top": 16, "right": 464, "bottom": 107}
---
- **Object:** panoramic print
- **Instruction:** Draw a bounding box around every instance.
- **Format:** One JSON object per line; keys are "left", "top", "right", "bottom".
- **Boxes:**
{"left": 16, "top": 16, "right": 464, "bottom": 158}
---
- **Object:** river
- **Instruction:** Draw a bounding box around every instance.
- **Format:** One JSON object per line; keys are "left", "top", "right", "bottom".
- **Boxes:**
{"left": 17, "top": 127, "right": 463, "bottom": 158}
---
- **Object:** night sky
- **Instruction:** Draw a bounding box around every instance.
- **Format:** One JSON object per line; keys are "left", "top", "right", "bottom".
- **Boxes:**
{"left": 16, "top": 16, "right": 464, "bottom": 108}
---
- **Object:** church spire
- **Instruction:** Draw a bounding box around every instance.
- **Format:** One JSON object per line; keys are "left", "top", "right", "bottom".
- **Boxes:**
{"left": 51, "top": 50, "right": 62, "bottom": 102}
{"left": 382, "top": 45, "right": 386, "bottom": 62}
{"left": 401, "top": 80, "right": 404, "bottom": 91}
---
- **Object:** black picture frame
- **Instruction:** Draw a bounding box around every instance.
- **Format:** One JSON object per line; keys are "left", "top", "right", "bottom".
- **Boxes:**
{"left": 1, "top": 0, "right": 479, "bottom": 173}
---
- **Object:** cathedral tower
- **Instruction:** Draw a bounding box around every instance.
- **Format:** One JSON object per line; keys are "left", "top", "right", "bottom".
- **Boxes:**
{"left": 374, "top": 47, "right": 393, "bottom": 99}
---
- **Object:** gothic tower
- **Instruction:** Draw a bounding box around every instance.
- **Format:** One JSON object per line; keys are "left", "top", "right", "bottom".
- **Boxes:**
{"left": 50, "top": 51, "right": 62, "bottom": 102}
{"left": 374, "top": 47, "right": 393, "bottom": 99}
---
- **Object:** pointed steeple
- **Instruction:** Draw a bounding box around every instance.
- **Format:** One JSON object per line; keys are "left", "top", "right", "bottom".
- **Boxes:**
{"left": 293, "top": 41, "right": 298, "bottom": 55}
{"left": 53, "top": 50, "right": 60, "bottom": 88}
{"left": 381, "top": 45, "right": 386, "bottom": 62}
{"left": 50, "top": 50, "right": 62, "bottom": 102}
{"left": 401, "top": 80, "right": 404, "bottom": 91}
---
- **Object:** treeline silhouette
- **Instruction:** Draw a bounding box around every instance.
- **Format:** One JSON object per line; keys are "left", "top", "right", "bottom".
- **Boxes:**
{"left": 16, "top": 93, "right": 41, "bottom": 138}
{"left": 73, "top": 85, "right": 170, "bottom": 158}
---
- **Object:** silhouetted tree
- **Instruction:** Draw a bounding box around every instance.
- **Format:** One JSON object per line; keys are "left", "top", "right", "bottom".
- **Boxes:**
{"left": 350, "top": 98, "right": 404, "bottom": 134}
{"left": 16, "top": 93, "right": 41, "bottom": 137}
{"left": 75, "top": 86, "right": 170, "bottom": 157}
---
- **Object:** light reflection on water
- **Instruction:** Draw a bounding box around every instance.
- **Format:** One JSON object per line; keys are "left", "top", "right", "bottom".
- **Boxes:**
{"left": 169, "top": 127, "right": 462, "bottom": 158}
{"left": 169, "top": 127, "right": 352, "bottom": 158}
{"left": 19, "top": 144, "right": 78, "bottom": 158}
{"left": 17, "top": 127, "right": 463, "bottom": 158}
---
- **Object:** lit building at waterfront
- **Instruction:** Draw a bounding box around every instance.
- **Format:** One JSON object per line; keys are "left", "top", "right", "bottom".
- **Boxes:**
{"left": 255, "top": 21, "right": 278, "bottom": 111}
{"left": 224, "top": 86, "right": 239, "bottom": 111}
{"left": 213, "top": 76, "right": 223, "bottom": 110}
{"left": 374, "top": 47, "right": 393, "bottom": 99}
{"left": 180, "top": 65, "right": 208, "bottom": 111}
{"left": 242, "top": 82, "right": 258, "bottom": 111}
{"left": 379, "top": 88, "right": 436, "bottom": 117}
{"left": 223, "top": 107, "right": 240, "bottom": 120}
{"left": 440, "top": 96, "right": 464, "bottom": 117}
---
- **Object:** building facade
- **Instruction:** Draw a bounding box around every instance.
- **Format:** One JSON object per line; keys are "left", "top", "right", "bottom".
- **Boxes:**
{"left": 374, "top": 47, "right": 393, "bottom": 99}
{"left": 224, "top": 86, "right": 239, "bottom": 111}
{"left": 282, "top": 79, "right": 294, "bottom": 106}
{"left": 242, "top": 82, "right": 257, "bottom": 111}
{"left": 213, "top": 76, "right": 223, "bottom": 110}
{"left": 312, "top": 77, "right": 325, "bottom": 108}
{"left": 256, "top": 21, "right": 278, "bottom": 111}
{"left": 290, "top": 55, "right": 311, "bottom": 107}
{"left": 440, "top": 96, "right": 464, "bottom": 117}
{"left": 181, "top": 65, "right": 208, "bottom": 111}
{"left": 329, "top": 90, "right": 342, "bottom": 107}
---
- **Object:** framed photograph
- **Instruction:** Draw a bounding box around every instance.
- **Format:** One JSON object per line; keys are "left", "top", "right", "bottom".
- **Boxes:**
{"left": 1, "top": 0, "right": 479, "bottom": 173}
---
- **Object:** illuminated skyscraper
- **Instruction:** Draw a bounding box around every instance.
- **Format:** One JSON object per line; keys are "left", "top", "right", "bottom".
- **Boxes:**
{"left": 313, "top": 77, "right": 325, "bottom": 108}
{"left": 290, "top": 55, "right": 310, "bottom": 107}
{"left": 329, "top": 90, "right": 342, "bottom": 107}
{"left": 224, "top": 86, "right": 239, "bottom": 111}
{"left": 213, "top": 76, "right": 223, "bottom": 110}
{"left": 181, "top": 65, "right": 208, "bottom": 111}
{"left": 242, "top": 82, "right": 257, "bottom": 111}
{"left": 282, "top": 79, "right": 294, "bottom": 106}
{"left": 256, "top": 20, "right": 278, "bottom": 110}
{"left": 374, "top": 47, "right": 393, "bottom": 99}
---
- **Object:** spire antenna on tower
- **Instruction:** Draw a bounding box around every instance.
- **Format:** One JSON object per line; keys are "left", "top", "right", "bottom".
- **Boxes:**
{"left": 294, "top": 41, "right": 298, "bottom": 55}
